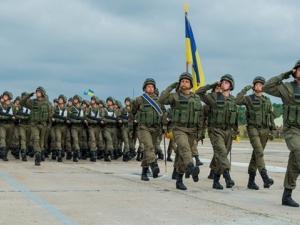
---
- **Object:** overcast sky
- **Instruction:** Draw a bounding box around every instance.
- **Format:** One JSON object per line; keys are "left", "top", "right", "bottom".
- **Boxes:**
{"left": 0, "top": 0, "right": 299, "bottom": 102}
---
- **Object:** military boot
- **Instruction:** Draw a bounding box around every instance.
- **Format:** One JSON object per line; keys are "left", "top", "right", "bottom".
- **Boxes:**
{"left": 0, "top": 148, "right": 8, "bottom": 161}
{"left": 21, "top": 149, "right": 27, "bottom": 162}
{"left": 73, "top": 150, "right": 79, "bottom": 162}
{"left": 57, "top": 150, "right": 63, "bottom": 162}
{"left": 176, "top": 174, "right": 187, "bottom": 190}
{"left": 141, "top": 167, "right": 150, "bottom": 181}
{"left": 157, "top": 151, "right": 164, "bottom": 160}
{"left": 194, "top": 155, "right": 203, "bottom": 166}
{"left": 104, "top": 152, "right": 111, "bottom": 162}
{"left": 122, "top": 152, "right": 130, "bottom": 162}
{"left": 185, "top": 163, "right": 200, "bottom": 182}
{"left": 40, "top": 150, "right": 45, "bottom": 162}
{"left": 35, "top": 152, "right": 41, "bottom": 166}
{"left": 66, "top": 151, "right": 72, "bottom": 160}
{"left": 90, "top": 151, "right": 96, "bottom": 162}
{"left": 150, "top": 162, "right": 160, "bottom": 178}
{"left": 260, "top": 169, "right": 274, "bottom": 188}
{"left": 167, "top": 153, "right": 173, "bottom": 162}
{"left": 223, "top": 169, "right": 235, "bottom": 188}
{"left": 136, "top": 147, "right": 143, "bottom": 161}
{"left": 51, "top": 150, "right": 57, "bottom": 160}
{"left": 129, "top": 148, "right": 137, "bottom": 159}
{"left": 172, "top": 167, "right": 178, "bottom": 180}
{"left": 247, "top": 172, "right": 259, "bottom": 190}
{"left": 282, "top": 188, "right": 299, "bottom": 207}
{"left": 207, "top": 169, "right": 214, "bottom": 180}
{"left": 213, "top": 173, "right": 223, "bottom": 190}
{"left": 97, "top": 150, "right": 104, "bottom": 160}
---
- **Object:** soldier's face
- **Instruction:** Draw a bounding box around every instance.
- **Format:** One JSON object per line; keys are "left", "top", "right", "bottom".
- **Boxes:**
{"left": 221, "top": 80, "right": 231, "bottom": 91}
{"left": 254, "top": 82, "right": 263, "bottom": 93}
{"left": 145, "top": 84, "right": 155, "bottom": 95}
{"left": 73, "top": 99, "right": 79, "bottom": 104}
{"left": 2, "top": 95, "right": 8, "bottom": 101}
{"left": 91, "top": 100, "right": 96, "bottom": 105}
{"left": 295, "top": 68, "right": 300, "bottom": 79}
{"left": 14, "top": 101, "right": 20, "bottom": 107}
{"left": 180, "top": 79, "right": 192, "bottom": 90}
{"left": 107, "top": 100, "right": 113, "bottom": 107}
{"left": 125, "top": 100, "right": 130, "bottom": 106}
{"left": 36, "top": 91, "right": 42, "bottom": 98}
{"left": 58, "top": 98, "right": 64, "bottom": 104}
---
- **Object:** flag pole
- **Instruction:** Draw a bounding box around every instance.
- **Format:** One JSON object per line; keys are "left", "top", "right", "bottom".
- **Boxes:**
{"left": 184, "top": 3, "right": 189, "bottom": 73}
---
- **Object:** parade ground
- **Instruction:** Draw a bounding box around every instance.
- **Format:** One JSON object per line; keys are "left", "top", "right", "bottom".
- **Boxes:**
{"left": 0, "top": 140, "right": 299, "bottom": 225}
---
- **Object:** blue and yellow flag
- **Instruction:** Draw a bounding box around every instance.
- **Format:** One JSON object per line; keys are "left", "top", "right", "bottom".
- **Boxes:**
{"left": 83, "top": 89, "right": 95, "bottom": 97}
{"left": 185, "top": 5, "right": 205, "bottom": 91}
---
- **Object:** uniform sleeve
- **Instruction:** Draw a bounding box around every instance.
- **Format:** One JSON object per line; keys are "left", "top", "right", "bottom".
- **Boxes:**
{"left": 264, "top": 71, "right": 293, "bottom": 97}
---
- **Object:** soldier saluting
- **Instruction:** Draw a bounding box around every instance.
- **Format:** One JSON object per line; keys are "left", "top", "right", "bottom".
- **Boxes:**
{"left": 196, "top": 75, "right": 237, "bottom": 190}
{"left": 20, "top": 87, "right": 52, "bottom": 166}
{"left": 236, "top": 76, "right": 275, "bottom": 190}
{"left": 160, "top": 72, "right": 203, "bottom": 190}
{"left": 264, "top": 60, "right": 300, "bottom": 207}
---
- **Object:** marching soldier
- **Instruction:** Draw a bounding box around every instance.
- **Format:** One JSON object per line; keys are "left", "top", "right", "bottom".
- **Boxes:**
{"left": 0, "top": 91, "right": 14, "bottom": 161}
{"left": 264, "top": 60, "right": 300, "bottom": 207}
{"left": 236, "top": 76, "right": 275, "bottom": 190}
{"left": 68, "top": 95, "right": 85, "bottom": 162}
{"left": 196, "top": 74, "right": 237, "bottom": 189}
{"left": 14, "top": 93, "right": 31, "bottom": 161}
{"left": 86, "top": 96, "right": 103, "bottom": 162}
{"left": 160, "top": 73, "right": 203, "bottom": 190}
{"left": 52, "top": 94, "right": 68, "bottom": 162}
{"left": 20, "top": 87, "right": 52, "bottom": 166}
{"left": 132, "top": 78, "right": 162, "bottom": 181}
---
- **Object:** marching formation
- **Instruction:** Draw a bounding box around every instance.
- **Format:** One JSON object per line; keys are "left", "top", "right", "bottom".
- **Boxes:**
{"left": 1, "top": 60, "right": 300, "bottom": 208}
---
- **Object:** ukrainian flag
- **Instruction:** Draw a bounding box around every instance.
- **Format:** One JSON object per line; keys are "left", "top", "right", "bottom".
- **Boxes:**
{"left": 185, "top": 7, "right": 205, "bottom": 91}
{"left": 84, "top": 89, "right": 95, "bottom": 97}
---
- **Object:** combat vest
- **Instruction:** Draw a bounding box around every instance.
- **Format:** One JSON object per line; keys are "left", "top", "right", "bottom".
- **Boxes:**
{"left": 15, "top": 106, "right": 31, "bottom": 123}
{"left": 87, "top": 107, "right": 101, "bottom": 124}
{"left": 69, "top": 105, "right": 84, "bottom": 124}
{"left": 30, "top": 99, "right": 50, "bottom": 123}
{"left": 171, "top": 92, "right": 203, "bottom": 128}
{"left": 53, "top": 105, "right": 68, "bottom": 123}
{"left": 208, "top": 93, "right": 237, "bottom": 129}
{"left": 246, "top": 94, "right": 273, "bottom": 128}
{"left": 283, "top": 81, "right": 300, "bottom": 127}
{"left": 136, "top": 95, "right": 161, "bottom": 127}
{"left": 0, "top": 103, "right": 13, "bottom": 121}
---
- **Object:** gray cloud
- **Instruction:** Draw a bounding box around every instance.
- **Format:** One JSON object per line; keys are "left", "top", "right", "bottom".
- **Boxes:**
{"left": 0, "top": 0, "right": 299, "bottom": 102}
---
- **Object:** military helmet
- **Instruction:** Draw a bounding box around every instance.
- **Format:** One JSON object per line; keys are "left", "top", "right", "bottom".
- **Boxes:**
{"left": 82, "top": 100, "right": 90, "bottom": 106}
{"left": 99, "top": 99, "right": 106, "bottom": 107}
{"left": 58, "top": 94, "right": 67, "bottom": 103}
{"left": 68, "top": 97, "right": 73, "bottom": 102}
{"left": 14, "top": 96, "right": 21, "bottom": 103}
{"left": 21, "top": 92, "right": 29, "bottom": 98}
{"left": 252, "top": 76, "right": 265, "bottom": 85}
{"left": 143, "top": 78, "right": 156, "bottom": 91}
{"left": 73, "top": 95, "right": 82, "bottom": 102}
{"left": 294, "top": 60, "right": 300, "bottom": 70}
{"left": 53, "top": 98, "right": 58, "bottom": 104}
{"left": 36, "top": 86, "right": 46, "bottom": 96}
{"left": 91, "top": 96, "right": 100, "bottom": 104}
{"left": 124, "top": 97, "right": 131, "bottom": 103}
{"left": 179, "top": 72, "right": 193, "bottom": 87}
{"left": 220, "top": 74, "right": 235, "bottom": 90}
{"left": 106, "top": 96, "right": 115, "bottom": 104}
{"left": 2, "top": 91, "right": 13, "bottom": 100}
